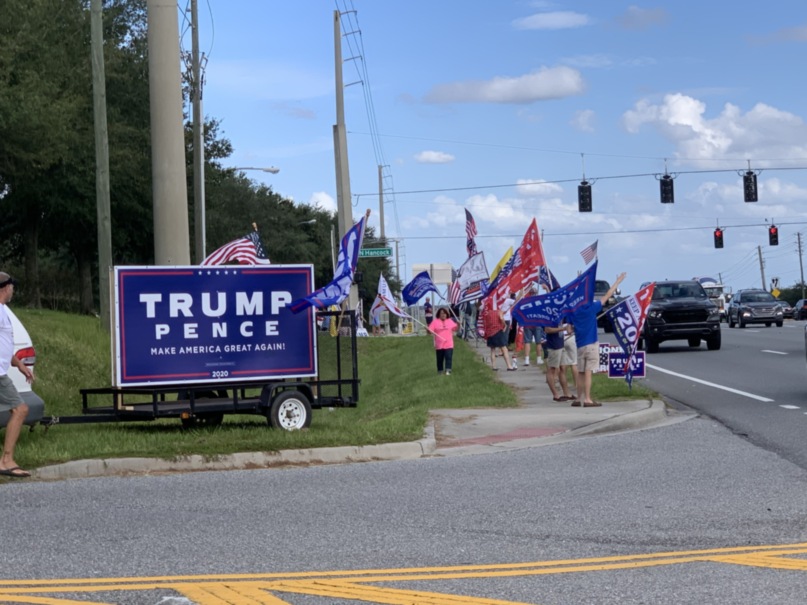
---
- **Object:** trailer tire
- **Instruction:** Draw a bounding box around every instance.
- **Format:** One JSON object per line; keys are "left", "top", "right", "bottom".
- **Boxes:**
{"left": 268, "top": 391, "right": 312, "bottom": 431}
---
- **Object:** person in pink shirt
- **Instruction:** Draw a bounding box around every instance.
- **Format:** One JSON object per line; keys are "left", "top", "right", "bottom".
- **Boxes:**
{"left": 427, "top": 307, "right": 459, "bottom": 375}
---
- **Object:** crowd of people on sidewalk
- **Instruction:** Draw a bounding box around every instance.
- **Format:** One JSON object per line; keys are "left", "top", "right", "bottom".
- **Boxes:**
{"left": 479, "top": 273, "right": 626, "bottom": 408}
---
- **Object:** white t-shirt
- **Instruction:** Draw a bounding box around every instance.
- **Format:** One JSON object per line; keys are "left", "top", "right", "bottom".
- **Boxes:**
{"left": 0, "top": 304, "right": 14, "bottom": 376}
{"left": 501, "top": 297, "right": 515, "bottom": 322}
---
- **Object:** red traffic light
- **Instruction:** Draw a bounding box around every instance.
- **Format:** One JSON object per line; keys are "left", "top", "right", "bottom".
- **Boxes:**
{"left": 769, "top": 225, "right": 779, "bottom": 246}
{"left": 714, "top": 228, "right": 724, "bottom": 249}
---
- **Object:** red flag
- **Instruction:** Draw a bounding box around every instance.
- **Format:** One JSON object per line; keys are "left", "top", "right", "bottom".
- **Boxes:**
{"left": 486, "top": 218, "right": 546, "bottom": 307}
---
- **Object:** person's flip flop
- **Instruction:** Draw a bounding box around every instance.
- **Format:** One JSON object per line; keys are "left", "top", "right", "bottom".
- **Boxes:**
{"left": 583, "top": 401, "right": 602, "bottom": 407}
{"left": 552, "top": 397, "right": 564, "bottom": 402}
{"left": 0, "top": 466, "right": 31, "bottom": 478}
{"left": 571, "top": 400, "right": 582, "bottom": 407}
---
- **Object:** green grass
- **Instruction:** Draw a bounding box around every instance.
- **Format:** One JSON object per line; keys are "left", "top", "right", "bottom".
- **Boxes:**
{"left": 10, "top": 308, "right": 655, "bottom": 469}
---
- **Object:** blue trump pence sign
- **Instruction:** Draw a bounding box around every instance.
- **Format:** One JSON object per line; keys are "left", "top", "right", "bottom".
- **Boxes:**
{"left": 114, "top": 266, "right": 316, "bottom": 386}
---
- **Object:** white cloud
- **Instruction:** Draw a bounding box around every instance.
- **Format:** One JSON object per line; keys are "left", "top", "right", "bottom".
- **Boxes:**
{"left": 305, "top": 191, "right": 337, "bottom": 213}
{"left": 571, "top": 109, "right": 596, "bottom": 132}
{"left": 621, "top": 93, "right": 807, "bottom": 166}
{"left": 515, "top": 179, "right": 564, "bottom": 197}
{"left": 512, "top": 11, "right": 590, "bottom": 30}
{"left": 414, "top": 150, "right": 455, "bottom": 164}
{"left": 425, "top": 66, "right": 585, "bottom": 104}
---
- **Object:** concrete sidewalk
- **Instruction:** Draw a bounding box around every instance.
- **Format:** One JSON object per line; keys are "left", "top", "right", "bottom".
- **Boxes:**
{"left": 427, "top": 340, "right": 691, "bottom": 457}
{"left": 31, "top": 341, "right": 693, "bottom": 481}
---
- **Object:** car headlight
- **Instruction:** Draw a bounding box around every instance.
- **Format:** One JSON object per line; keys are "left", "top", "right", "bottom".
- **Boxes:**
{"left": 708, "top": 308, "right": 720, "bottom": 320}
{"left": 648, "top": 309, "right": 663, "bottom": 319}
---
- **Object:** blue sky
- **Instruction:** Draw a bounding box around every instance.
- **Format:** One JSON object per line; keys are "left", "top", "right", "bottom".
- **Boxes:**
{"left": 191, "top": 1, "right": 807, "bottom": 296}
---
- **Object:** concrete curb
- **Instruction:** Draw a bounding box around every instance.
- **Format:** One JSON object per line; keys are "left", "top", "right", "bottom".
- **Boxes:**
{"left": 34, "top": 435, "right": 439, "bottom": 481}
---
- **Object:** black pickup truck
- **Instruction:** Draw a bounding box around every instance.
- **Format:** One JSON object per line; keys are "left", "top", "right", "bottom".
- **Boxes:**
{"left": 639, "top": 280, "right": 721, "bottom": 353}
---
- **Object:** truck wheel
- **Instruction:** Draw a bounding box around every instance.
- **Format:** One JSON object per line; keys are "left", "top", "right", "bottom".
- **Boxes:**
{"left": 706, "top": 331, "right": 721, "bottom": 350}
{"left": 645, "top": 337, "right": 659, "bottom": 353}
{"left": 728, "top": 314, "right": 735, "bottom": 328}
{"left": 776, "top": 321, "right": 783, "bottom": 327}
{"left": 688, "top": 337, "right": 701, "bottom": 348}
{"left": 181, "top": 412, "right": 224, "bottom": 429}
{"left": 739, "top": 316, "right": 746, "bottom": 328}
{"left": 268, "top": 391, "right": 312, "bottom": 431}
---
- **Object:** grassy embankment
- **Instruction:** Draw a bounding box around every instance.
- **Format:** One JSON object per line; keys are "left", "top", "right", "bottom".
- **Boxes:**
{"left": 11, "top": 308, "right": 655, "bottom": 469}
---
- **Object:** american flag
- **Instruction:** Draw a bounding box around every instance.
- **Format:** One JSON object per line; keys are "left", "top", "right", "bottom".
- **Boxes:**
{"left": 465, "top": 208, "right": 478, "bottom": 257}
{"left": 580, "top": 240, "right": 598, "bottom": 265}
{"left": 201, "top": 230, "right": 270, "bottom": 266}
{"left": 448, "top": 267, "right": 461, "bottom": 305}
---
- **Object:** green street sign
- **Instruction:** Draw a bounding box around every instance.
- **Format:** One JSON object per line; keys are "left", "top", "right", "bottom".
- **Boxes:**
{"left": 359, "top": 247, "right": 392, "bottom": 258}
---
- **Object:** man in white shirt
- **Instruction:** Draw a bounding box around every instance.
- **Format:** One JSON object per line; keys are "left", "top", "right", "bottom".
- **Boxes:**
{"left": 500, "top": 293, "right": 517, "bottom": 369}
{"left": 0, "top": 272, "right": 32, "bottom": 478}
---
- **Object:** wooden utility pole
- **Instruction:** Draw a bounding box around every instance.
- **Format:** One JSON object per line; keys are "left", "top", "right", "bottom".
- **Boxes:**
{"left": 90, "top": 0, "right": 112, "bottom": 331}
{"left": 758, "top": 245, "right": 766, "bottom": 291}
{"left": 190, "top": 0, "right": 206, "bottom": 263}
{"left": 147, "top": 0, "right": 190, "bottom": 265}
{"left": 333, "top": 9, "right": 357, "bottom": 308}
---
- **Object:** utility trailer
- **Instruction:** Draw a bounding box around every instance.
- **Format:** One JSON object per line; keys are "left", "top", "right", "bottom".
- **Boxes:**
{"left": 42, "top": 266, "right": 360, "bottom": 431}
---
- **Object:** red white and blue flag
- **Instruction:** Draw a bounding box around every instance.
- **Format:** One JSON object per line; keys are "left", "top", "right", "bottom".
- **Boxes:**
{"left": 604, "top": 282, "right": 655, "bottom": 388}
{"left": 580, "top": 240, "right": 598, "bottom": 265}
{"left": 465, "top": 208, "right": 478, "bottom": 257}
{"left": 201, "top": 230, "right": 270, "bottom": 266}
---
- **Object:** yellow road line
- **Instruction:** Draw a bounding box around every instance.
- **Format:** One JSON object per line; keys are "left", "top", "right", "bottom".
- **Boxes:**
{"left": 0, "top": 542, "right": 806, "bottom": 605}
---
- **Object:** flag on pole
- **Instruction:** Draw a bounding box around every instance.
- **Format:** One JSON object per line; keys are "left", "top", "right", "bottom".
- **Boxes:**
{"left": 376, "top": 273, "right": 409, "bottom": 318}
{"left": 402, "top": 271, "right": 438, "bottom": 306}
{"left": 465, "top": 208, "right": 478, "bottom": 257}
{"left": 604, "top": 282, "right": 655, "bottom": 388}
{"left": 485, "top": 218, "right": 546, "bottom": 307}
{"left": 580, "top": 240, "right": 598, "bottom": 265}
{"left": 538, "top": 265, "right": 561, "bottom": 292}
{"left": 201, "top": 230, "right": 270, "bottom": 266}
{"left": 489, "top": 247, "right": 513, "bottom": 282}
{"left": 511, "top": 261, "right": 598, "bottom": 328}
{"left": 290, "top": 212, "right": 368, "bottom": 312}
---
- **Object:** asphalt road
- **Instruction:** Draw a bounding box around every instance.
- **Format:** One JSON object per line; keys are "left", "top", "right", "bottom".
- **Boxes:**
{"left": 2, "top": 416, "right": 807, "bottom": 603}
{"left": 627, "top": 319, "right": 807, "bottom": 470}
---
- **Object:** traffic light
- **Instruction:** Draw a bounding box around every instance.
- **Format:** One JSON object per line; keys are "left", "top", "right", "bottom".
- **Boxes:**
{"left": 578, "top": 181, "right": 592, "bottom": 212}
{"left": 743, "top": 171, "right": 758, "bottom": 202}
{"left": 714, "top": 228, "right": 724, "bottom": 249}
{"left": 659, "top": 174, "right": 674, "bottom": 203}
{"left": 769, "top": 225, "right": 779, "bottom": 246}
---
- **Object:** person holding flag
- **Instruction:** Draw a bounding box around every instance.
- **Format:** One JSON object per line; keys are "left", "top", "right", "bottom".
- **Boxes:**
{"left": 427, "top": 307, "right": 459, "bottom": 375}
{"left": 566, "top": 272, "right": 627, "bottom": 407}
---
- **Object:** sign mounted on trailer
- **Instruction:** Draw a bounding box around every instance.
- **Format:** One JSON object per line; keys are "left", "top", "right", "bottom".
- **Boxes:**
{"left": 114, "top": 265, "right": 316, "bottom": 387}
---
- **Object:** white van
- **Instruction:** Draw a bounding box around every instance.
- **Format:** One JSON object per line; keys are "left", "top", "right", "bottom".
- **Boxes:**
{"left": 0, "top": 306, "right": 45, "bottom": 428}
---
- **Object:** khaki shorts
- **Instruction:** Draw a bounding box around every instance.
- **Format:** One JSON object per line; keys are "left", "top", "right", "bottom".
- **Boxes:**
{"left": 561, "top": 337, "right": 577, "bottom": 367}
{"left": 577, "top": 343, "right": 600, "bottom": 373}
{"left": 0, "top": 375, "right": 24, "bottom": 412}
{"left": 546, "top": 348, "right": 563, "bottom": 368}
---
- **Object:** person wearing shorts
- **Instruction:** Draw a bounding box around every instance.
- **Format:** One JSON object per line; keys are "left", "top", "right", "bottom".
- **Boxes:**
{"left": 522, "top": 325, "right": 544, "bottom": 367}
{"left": 483, "top": 305, "right": 514, "bottom": 371}
{"left": 544, "top": 324, "right": 573, "bottom": 401}
{"left": 560, "top": 325, "right": 578, "bottom": 393}
{"left": 0, "top": 273, "right": 32, "bottom": 478}
{"left": 566, "top": 272, "right": 626, "bottom": 407}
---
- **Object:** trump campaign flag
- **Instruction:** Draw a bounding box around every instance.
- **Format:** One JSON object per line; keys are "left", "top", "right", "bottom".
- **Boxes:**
{"left": 290, "top": 211, "right": 368, "bottom": 312}
{"left": 512, "top": 261, "right": 598, "bottom": 328}
{"left": 201, "top": 229, "right": 270, "bottom": 266}
{"left": 402, "top": 271, "right": 438, "bottom": 306}
{"left": 604, "top": 282, "right": 655, "bottom": 388}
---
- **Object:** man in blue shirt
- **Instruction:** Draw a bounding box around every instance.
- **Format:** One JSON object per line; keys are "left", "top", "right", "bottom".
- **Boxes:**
{"left": 567, "top": 272, "right": 626, "bottom": 407}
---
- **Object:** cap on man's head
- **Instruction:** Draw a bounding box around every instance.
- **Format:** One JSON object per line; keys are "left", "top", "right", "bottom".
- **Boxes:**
{"left": 0, "top": 273, "right": 16, "bottom": 288}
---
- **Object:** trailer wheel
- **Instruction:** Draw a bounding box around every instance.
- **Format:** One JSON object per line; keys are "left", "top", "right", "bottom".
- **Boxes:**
{"left": 181, "top": 412, "right": 224, "bottom": 429}
{"left": 268, "top": 391, "right": 312, "bottom": 431}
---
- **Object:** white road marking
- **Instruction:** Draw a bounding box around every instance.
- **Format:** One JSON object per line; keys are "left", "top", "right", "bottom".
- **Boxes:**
{"left": 646, "top": 364, "right": 774, "bottom": 402}
{"left": 761, "top": 349, "right": 787, "bottom": 355}
{"left": 779, "top": 405, "right": 801, "bottom": 410}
